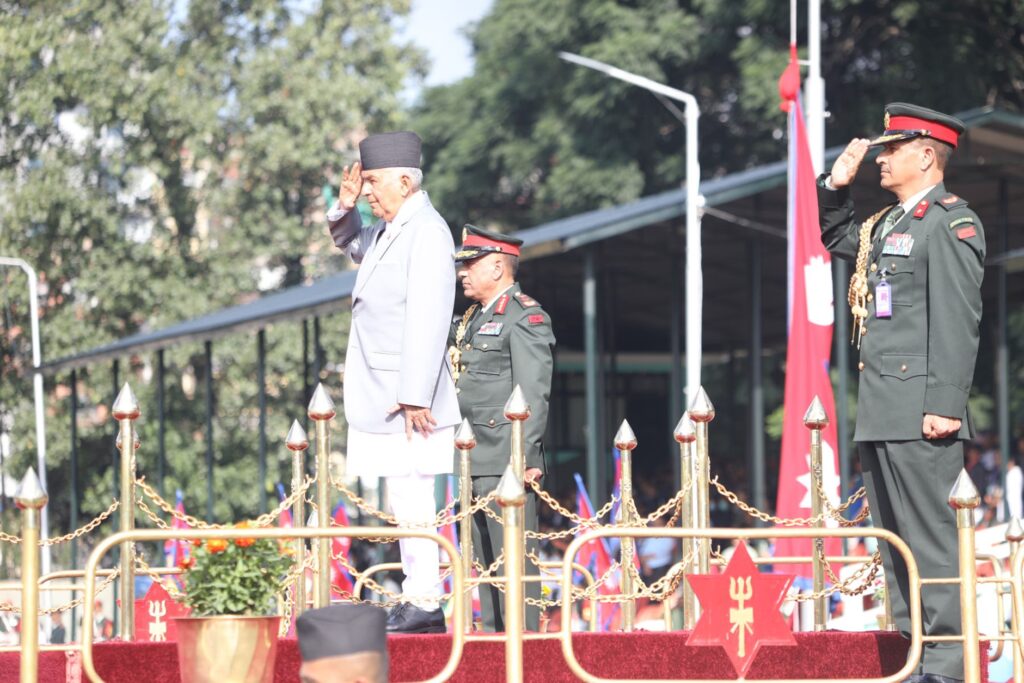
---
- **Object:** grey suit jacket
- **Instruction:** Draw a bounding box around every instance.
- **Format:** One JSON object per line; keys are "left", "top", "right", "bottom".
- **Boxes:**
{"left": 329, "top": 191, "right": 461, "bottom": 433}
{"left": 818, "top": 179, "right": 985, "bottom": 442}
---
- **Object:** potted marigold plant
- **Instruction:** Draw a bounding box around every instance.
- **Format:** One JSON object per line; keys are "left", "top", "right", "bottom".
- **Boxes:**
{"left": 173, "top": 523, "right": 293, "bottom": 683}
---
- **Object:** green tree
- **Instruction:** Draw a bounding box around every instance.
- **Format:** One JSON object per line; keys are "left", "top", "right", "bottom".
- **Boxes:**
{"left": 0, "top": 1, "right": 422, "bottom": 571}
{"left": 413, "top": 0, "right": 1023, "bottom": 233}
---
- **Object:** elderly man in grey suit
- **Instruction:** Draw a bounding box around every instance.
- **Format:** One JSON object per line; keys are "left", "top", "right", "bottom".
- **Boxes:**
{"left": 326, "top": 131, "right": 459, "bottom": 634}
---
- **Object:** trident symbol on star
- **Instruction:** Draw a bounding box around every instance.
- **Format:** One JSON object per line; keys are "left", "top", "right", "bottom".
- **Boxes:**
{"left": 729, "top": 576, "right": 754, "bottom": 657}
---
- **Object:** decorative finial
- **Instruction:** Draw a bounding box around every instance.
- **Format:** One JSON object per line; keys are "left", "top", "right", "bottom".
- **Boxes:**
{"left": 613, "top": 419, "right": 638, "bottom": 451}
{"left": 673, "top": 413, "right": 696, "bottom": 444}
{"left": 1007, "top": 517, "right": 1024, "bottom": 543}
{"left": 115, "top": 424, "right": 141, "bottom": 451}
{"left": 111, "top": 383, "right": 140, "bottom": 420}
{"left": 15, "top": 467, "right": 48, "bottom": 509}
{"left": 947, "top": 469, "right": 981, "bottom": 510}
{"left": 503, "top": 385, "right": 531, "bottom": 421}
{"left": 285, "top": 420, "right": 309, "bottom": 452}
{"left": 307, "top": 383, "right": 337, "bottom": 421}
{"left": 803, "top": 396, "right": 830, "bottom": 429}
{"left": 495, "top": 464, "right": 526, "bottom": 507}
{"left": 688, "top": 386, "right": 715, "bottom": 423}
{"left": 455, "top": 418, "right": 477, "bottom": 451}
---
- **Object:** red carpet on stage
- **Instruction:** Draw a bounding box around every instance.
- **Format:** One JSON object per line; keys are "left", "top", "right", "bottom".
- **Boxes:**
{"left": 0, "top": 631, "right": 987, "bottom": 682}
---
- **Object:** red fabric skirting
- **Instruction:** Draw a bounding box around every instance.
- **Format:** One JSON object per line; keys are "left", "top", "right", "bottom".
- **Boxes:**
{"left": 0, "top": 631, "right": 987, "bottom": 682}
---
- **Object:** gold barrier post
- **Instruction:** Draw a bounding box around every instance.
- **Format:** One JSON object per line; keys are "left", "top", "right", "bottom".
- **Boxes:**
{"left": 503, "top": 385, "right": 531, "bottom": 628}
{"left": 455, "top": 418, "right": 477, "bottom": 634}
{"left": 949, "top": 469, "right": 981, "bottom": 683}
{"left": 112, "top": 383, "right": 140, "bottom": 641}
{"left": 497, "top": 465, "right": 525, "bottom": 683}
{"left": 504, "top": 385, "right": 531, "bottom": 482}
{"left": 308, "top": 383, "right": 336, "bottom": 609}
{"left": 688, "top": 387, "right": 715, "bottom": 576}
{"left": 1007, "top": 517, "right": 1024, "bottom": 683}
{"left": 613, "top": 420, "right": 638, "bottom": 632}
{"left": 803, "top": 395, "right": 829, "bottom": 631}
{"left": 286, "top": 419, "right": 309, "bottom": 615}
{"left": 673, "top": 412, "right": 697, "bottom": 629}
{"left": 16, "top": 468, "right": 47, "bottom": 683}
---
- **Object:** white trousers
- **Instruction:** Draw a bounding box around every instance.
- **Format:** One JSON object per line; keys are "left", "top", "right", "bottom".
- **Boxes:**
{"left": 386, "top": 472, "right": 441, "bottom": 607}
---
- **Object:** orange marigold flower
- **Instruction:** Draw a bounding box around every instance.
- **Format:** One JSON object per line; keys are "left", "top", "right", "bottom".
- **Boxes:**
{"left": 206, "top": 539, "right": 229, "bottom": 554}
{"left": 192, "top": 538, "right": 203, "bottom": 547}
{"left": 177, "top": 556, "right": 194, "bottom": 570}
{"left": 235, "top": 537, "right": 255, "bottom": 548}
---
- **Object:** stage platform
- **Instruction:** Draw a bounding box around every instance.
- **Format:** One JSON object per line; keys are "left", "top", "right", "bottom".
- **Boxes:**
{"left": 0, "top": 630, "right": 986, "bottom": 682}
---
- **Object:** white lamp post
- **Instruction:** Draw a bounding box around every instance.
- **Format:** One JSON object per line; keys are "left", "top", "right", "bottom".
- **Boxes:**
{"left": 558, "top": 52, "right": 704, "bottom": 404}
{"left": 0, "top": 257, "right": 50, "bottom": 575}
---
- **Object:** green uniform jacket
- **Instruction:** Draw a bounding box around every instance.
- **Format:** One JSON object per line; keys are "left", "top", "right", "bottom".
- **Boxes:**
{"left": 449, "top": 283, "right": 555, "bottom": 475}
{"left": 818, "top": 179, "right": 985, "bottom": 441}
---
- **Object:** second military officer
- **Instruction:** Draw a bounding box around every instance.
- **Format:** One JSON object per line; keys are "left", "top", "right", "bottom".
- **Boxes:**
{"left": 449, "top": 225, "right": 555, "bottom": 632}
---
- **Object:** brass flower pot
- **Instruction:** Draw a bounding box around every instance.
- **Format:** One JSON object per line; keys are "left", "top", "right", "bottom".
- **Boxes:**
{"left": 174, "top": 615, "right": 281, "bottom": 683}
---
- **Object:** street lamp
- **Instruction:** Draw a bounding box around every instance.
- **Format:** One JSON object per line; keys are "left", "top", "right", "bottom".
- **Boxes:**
{"left": 0, "top": 257, "right": 50, "bottom": 575}
{"left": 558, "top": 52, "right": 704, "bottom": 404}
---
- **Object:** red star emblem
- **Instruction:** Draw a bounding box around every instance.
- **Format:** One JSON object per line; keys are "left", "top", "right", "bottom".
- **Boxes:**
{"left": 686, "top": 542, "right": 797, "bottom": 677}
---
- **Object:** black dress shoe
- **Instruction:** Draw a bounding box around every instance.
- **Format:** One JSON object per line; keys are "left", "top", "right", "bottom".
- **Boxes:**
{"left": 385, "top": 603, "right": 446, "bottom": 634}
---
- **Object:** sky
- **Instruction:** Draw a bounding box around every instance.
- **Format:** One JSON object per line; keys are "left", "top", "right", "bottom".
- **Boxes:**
{"left": 399, "top": 0, "right": 494, "bottom": 94}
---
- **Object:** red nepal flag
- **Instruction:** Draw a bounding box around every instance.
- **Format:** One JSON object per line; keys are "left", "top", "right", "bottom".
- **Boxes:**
{"left": 773, "top": 46, "right": 842, "bottom": 578}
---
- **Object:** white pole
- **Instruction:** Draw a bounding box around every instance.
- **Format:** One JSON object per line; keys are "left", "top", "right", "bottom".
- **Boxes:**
{"left": 806, "top": 0, "right": 826, "bottom": 173}
{"left": 558, "top": 52, "right": 703, "bottom": 403}
{"left": 0, "top": 257, "right": 50, "bottom": 575}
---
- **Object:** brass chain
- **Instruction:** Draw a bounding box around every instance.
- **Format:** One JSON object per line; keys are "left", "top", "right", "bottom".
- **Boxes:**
{"left": 527, "top": 479, "right": 619, "bottom": 525}
{"left": 135, "top": 549, "right": 184, "bottom": 600}
{"left": 0, "top": 501, "right": 120, "bottom": 546}
{"left": 135, "top": 475, "right": 313, "bottom": 530}
{"left": 1, "top": 569, "right": 121, "bottom": 615}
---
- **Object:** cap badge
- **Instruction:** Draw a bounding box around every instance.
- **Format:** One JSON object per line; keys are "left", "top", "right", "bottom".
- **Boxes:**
{"left": 884, "top": 112, "right": 891, "bottom": 128}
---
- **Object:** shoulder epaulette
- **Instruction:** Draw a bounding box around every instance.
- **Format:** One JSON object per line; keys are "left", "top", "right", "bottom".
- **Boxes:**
{"left": 935, "top": 193, "right": 969, "bottom": 211}
{"left": 513, "top": 291, "right": 540, "bottom": 308}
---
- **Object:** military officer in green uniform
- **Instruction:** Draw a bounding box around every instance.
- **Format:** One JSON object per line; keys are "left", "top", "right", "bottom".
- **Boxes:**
{"left": 449, "top": 225, "right": 555, "bottom": 632}
{"left": 818, "top": 103, "right": 985, "bottom": 683}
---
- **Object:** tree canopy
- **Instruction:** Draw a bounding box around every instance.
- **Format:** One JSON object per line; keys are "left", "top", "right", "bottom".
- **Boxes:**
{"left": 413, "top": 0, "right": 1024, "bottom": 232}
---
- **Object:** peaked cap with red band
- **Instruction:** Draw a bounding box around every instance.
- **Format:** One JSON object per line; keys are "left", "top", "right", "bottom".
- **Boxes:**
{"left": 455, "top": 224, "right": 523, "bottom": 262}
{"left": 869, "top": 102, "right": 965, "bottom": 148}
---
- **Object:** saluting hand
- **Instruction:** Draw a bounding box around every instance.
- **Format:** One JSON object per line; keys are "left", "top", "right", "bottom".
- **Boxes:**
{"left": 923, "top": 414, "right": 961, "bottom": 440}
{"left": 337, "top": 161, "right": 363, "bottom": 211}
{"left": 829, "top": 138, "right": 871, "bottom": 188}
{"left": 387, "top": 403, "right": 438, "bottom": 440}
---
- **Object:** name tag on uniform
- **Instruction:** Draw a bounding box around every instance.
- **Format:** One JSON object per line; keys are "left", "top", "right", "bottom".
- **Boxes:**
{"left": 478, "top": 322, "right": 503, "bottom": 336}
{"left": 882, "top": 233, "right": 914, "bottom": 256}
{"left": 875, "top": 280, "right": 892, "bottom": 318}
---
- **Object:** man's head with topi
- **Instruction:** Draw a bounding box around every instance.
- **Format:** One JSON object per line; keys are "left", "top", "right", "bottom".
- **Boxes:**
{"left": 335, "top": 131, "right": 423, "bottom": 222}
{"left": 296, "top": 604, "right": 388, "bottom": 683}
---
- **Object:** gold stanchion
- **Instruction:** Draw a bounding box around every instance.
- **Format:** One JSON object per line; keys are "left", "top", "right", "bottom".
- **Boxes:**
{"left": 613, "top": 420, "right": 638, "bottom": 632}
{"left": 673, "top": 412, "right": 697, "bottom": 629}
{"left": 286, "top": 419, "right": 309, "bottom": 615}
{"left": 688, "top": 387, "right": 715, "bottom": 576}
{"left": 112, "top": 383, "right": 140, "bottom": 640}
{"left": 1007, "top": 517, "right": 1024, "bottom": 683}
{"left": 307, "top": 383, "right": 336, "bottom": 608}
{"left": 504, "top": 385, "right": 531, "bottom": 482}
{"left": 803, "top": 395, "right": 829, "bottom": 631}
{"left": 16, "top": 468, "right": 48, "bottom": 683}
{"left": 503, "top": 385, "right": 530, "bottom": 629}
{"left": 949, "top": 469, "right": 981, "bottom": 683}
{"left": 497, "top": 465, "right": 525, "bottom": 683}
{"left": 455, "top": 418, "right": 477, "bottom": 634}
